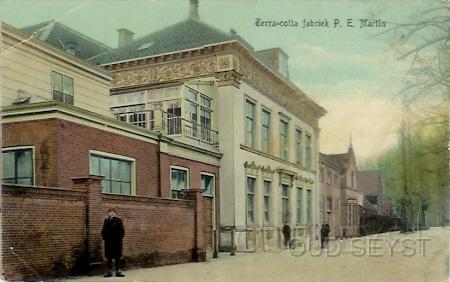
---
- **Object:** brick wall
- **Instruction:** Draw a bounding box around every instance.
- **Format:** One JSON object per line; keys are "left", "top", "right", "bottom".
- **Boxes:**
{"left": 2, "top": 120, "right": 58, "bottom": 187}
{"left": 3, "top": 119, "right": 220, "bottom": 198}
{"left": 2, "top": 179, "right": 204, "bottom": 280}
{"left": 1, "top": 184, "right": 87, "bottom": 280}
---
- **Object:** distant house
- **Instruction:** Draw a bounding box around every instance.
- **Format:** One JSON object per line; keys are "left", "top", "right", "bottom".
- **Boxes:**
{"left": 358, "top": 170, "right": 392, "bottom": 216}
{"left": 320, "top": 142, "right": 361, "bottom": 238}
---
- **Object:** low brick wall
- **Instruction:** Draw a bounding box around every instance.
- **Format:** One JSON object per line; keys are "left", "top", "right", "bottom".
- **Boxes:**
{"left": 102, "top": 194, "right": 196, "bottom": 267}
{"left": 2, "top": 178, "right": 204, "bottom": 280}
{"left": 2, "top": 184, "right": 87, "bottom": 280}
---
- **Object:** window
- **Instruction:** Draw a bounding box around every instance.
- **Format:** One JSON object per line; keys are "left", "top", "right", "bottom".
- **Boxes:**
{"left": 296, "top": 188, "right": 303, "bottom": 224}
{"left": 246, "top": 177, "right": 256, "bottom": 225}
{"left": 279, "top": 120, "right": 289, "bottom": 161}
{"left": 201, "top": 173, "right": 214, "bottom": 196}
{"left": 319, "top": 166, "right": 324, "bottom": 183}
{"left": 170, "top": 167, "right": 188, "bottom": 199}
{"left": 334, "top": 173, "right": 339, "bottom": 187}
{"left": 245, "top": 99, "right": 256, "bottom": 148}
{"left": 295, "top": 128, "right": 303, "bottom": 165}
{"left": 327, "top": 197, "right": 332, "bottom": 211}
{"left": 167, "top": 104, "right": 182, "bottom": 135}
{"left": 281, "top": 184, "right": 290, "bottom": 223}
{"left": 261, "top": 109, "right": 271, "bottom": 153}
{"left": 306, "top": 190, "right": 312, "bottom": 224}
{"left": 367, "top": 195, "right": 378, "bottom": 207}
{"left": 305, "top": 134, "right": 312, "bottom": 169}
{"left": 90, "top": 154, "right": 132, "bottom": 195}
{"left": 326, "top": 168, "right": 332, "bottom": 185}
{"left": 185, "top": 87, "right": 212, "bottom": 140}
{"left": 263, "top": 180, "right": 271, "bottom": 224}
{"left": 2, "top": 148, "right": 34, "bottom": 185}
{"left": 52, "top": 71, "right": 74, "bottom": 105}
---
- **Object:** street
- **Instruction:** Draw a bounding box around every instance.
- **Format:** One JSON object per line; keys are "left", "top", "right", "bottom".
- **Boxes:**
{"left": 68, "top": 227, "right": 449, "bottom": 282}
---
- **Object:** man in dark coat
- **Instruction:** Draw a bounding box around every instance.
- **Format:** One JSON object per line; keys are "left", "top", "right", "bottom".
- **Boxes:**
{"left": 102, "top": 208, "right": 125, "bottom": 277}
{"left": 320, "top": 224, "right": 330, "bottom": 249}
{"left": 282, "top": 223, "right": 291, "bottom": 249}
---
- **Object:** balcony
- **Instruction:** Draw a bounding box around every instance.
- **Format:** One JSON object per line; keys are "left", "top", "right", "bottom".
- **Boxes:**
{"left": 115, "top": 109, "right": 219, "bottom": 150}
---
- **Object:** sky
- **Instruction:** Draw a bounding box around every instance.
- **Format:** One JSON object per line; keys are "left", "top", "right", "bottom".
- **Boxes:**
{"left": 0, "top": 0, "right": 438, "bottom": 164}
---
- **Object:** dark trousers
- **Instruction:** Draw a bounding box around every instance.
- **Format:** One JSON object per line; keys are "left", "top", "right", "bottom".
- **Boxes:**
{"left": 283, "top": 235, "right": 291, "bottom": 248}
{"left": 106, "top": 257, "right": 121, "bottom": 273}
{"left": 321, "top": 237, "right": 328, "bottom": 249}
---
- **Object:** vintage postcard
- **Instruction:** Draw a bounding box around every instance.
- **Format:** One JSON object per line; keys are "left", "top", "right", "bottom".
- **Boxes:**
{"left": 0, "top": 0, "right": 448, "bottom": 281}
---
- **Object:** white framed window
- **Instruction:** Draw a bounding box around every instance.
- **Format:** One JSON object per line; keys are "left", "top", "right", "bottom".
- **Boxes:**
{"left": 170, "top": 166, "right": 189, "bottom": 199}
{"left": 185, "top": 86, "right": 212, "bottom": 140}
{"left": 305, "top": 134, "right": 312, "bottom": 169}
{"left": 295, "top": 128, "right": 303, "bottom": 165}
{"left": 52, "top": 71, "right": 74, "bottom": 105}
{"left": 2, "top": 146, "right": 35, "bottom": 185}
{"left": 263, "top": 180, "right": 272, "bottom": 224}
{"left": 306, "top": 189, "right": 312, "bottom": 224}
{"left": 281, "top": 183, "right": 290, "bottom": 223}
{"left": 245, "top": 99, "right": 256, "bottom": 148}
{"left": 201, "top": 172, "right": 215, "bottom": 197}
{"left": 89, "top": 151, "right": 135, "bottom": 195}
{"left": 279, "top": 120, "right": 289, "bottom": 161}
{"left": 261, "top": 108, "right": 271, "bottom": 153}
{"left": 296, "top": 187, "right": 303, "bottom": 224}
{"left": 246, "top": 176, "right": 256, "bottom": 225}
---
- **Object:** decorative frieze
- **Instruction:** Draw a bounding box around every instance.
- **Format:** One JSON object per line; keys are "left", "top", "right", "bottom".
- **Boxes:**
{"left": 215, "top": 70, "right": 242, "bottom": 88}
{"left": 244, "top": 161, "right": 260, "bottom": 176}
{"left": 261, "top": 166, "right": 275, "bottom": 179}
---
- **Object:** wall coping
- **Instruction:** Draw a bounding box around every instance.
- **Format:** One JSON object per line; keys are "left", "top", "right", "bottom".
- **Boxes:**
{"left": 2, "top": 184, "right": 86, "bottom": 199}
{"left": 102, "top": 193, "right": 194, "bottom": 207}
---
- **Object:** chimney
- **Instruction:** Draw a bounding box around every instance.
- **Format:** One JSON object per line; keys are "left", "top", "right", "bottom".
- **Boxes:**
{"left": 189, "top": 0, "right": 200, "bottom": 21}
{"left": 117, "top": 28, "right": 134, "bottom": 48}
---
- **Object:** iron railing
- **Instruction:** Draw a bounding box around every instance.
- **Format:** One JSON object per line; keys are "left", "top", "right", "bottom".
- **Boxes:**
{"left": 114, "top": 110, "right": 218, "bottom": 147}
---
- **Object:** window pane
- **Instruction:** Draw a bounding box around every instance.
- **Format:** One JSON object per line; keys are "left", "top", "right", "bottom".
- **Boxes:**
{"left": 119, "top": 161, "right": 131, "bottom": 182}
{"left": 101, "top": 180, "right": 111, "bottom": 193}
{"left": 111, "top": 181, "right": 121, "bottom": 194}
{"left": 64, "top": 94, "right": 74, "bottom": 105}
{"left": 201, "top": 175, "right": 213, "bottom": 196}
{"left": 52, "top": 72, "right": 63, "bottom": 92}
{"left": 16, "top": 149, "right": 32, "bottom": 178}
{"left": 53, "top": 91, "right": 64, "bottom": 102}
{"left": 121, "top": 182, "right": 131, "bottom": 195}
{"left": 99, "top": 158, "right": 110, "bottom": 179}
{"left": 111, "top": 159, "right": 120, "bottom": 181}
{"left": 2, "top": 151, "right": 15, "bottom": 180}
{"left": 63, "top": 76, "right": 74, "bottom": 95}
{"left": 90, "top": 156, "right": 100, "bottom": 176}
{"left": 17, "top": 178, "right": 32, "bottom": 185}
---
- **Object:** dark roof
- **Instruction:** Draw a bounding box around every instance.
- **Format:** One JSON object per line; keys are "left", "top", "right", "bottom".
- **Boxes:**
{"left": 20, "top": 20, "right": 112, "bottom": 61}
{"left": 91, "top": 18, "right": 253, "bottom": 65}
{"left": 319, "top": 153, "right": 342, "bottom": 171}
{"left": 357, "top": 170, "right": 382, "bottom": 195}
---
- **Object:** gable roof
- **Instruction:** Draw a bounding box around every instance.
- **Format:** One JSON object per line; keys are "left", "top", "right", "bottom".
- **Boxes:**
{"left": 20, "top": 20, "right": 112, "bottom": 61}
{"left": 91, "top": 18, "right": 253, "bottom": 65}
{"left": 358, "top": 170, "right": 383, "bottom": 195}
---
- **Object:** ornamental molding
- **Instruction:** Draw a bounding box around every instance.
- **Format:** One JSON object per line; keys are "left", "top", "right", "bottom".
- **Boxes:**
{"left": 244, "top": 161, "right": 261, "bottom": 170}
{"left": 105, "top": 41, "right": 323, "bottom": 128}
{"left": 215, "top": 70, "right": 242, "bottom": 88}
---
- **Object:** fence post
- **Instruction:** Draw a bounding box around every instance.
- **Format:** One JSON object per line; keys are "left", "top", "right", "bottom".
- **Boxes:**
{"left": 72, "top": 176, "right": 104, "bottom": 268}
{"left": 183, "top": 189, "right": 206, "bottom": 262}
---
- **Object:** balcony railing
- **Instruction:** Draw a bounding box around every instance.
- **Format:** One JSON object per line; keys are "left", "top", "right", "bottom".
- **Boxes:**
{"left": 114, "top": 110, "right": 219, "bottom": 148}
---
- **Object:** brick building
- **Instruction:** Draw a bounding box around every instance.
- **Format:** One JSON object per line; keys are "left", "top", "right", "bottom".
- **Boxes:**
{"left": 318, "top": 153, "right": 342, "bottom": 239}
{"left": 319, "top": 142, "right": 362, "bottom": 238}
{"left": 1, "top": 19, "right": 220, "bottom": 280}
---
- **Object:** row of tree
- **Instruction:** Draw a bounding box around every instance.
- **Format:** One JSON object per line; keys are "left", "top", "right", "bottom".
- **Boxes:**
{"left": 367, "top": 0, "right": 449, "bottom": 230}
